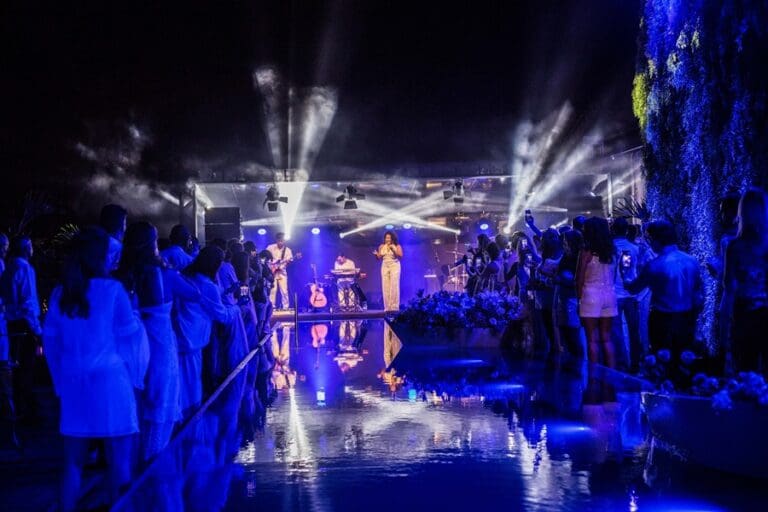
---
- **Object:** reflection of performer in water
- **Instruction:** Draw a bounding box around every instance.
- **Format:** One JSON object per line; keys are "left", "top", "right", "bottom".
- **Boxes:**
{"left": 334, "top": 253, "right": 368, "bottom": 309}
{"left": 374, "top": 231, "right": 403, "bottom": 312}
{"left": 378, "top": 323, "right": 404, "bottom": 393}
{"left": 271, "top": 325, "right": 296, "bottom": 390}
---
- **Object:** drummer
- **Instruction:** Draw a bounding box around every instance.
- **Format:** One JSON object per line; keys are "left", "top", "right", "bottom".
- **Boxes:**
{"left": 334, "top": 253, "right": 368, "bottom": 310}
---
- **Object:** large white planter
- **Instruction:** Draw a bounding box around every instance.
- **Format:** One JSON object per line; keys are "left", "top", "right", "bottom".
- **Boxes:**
{"left": 387, "top": 320, "right": 520, "bottom": 348}
{"left": 641, "top": 391, "right": 768, "bottom": 478}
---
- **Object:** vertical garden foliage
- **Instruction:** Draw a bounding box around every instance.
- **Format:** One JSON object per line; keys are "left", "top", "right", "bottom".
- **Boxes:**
{"left": 635, "top": 0, "right": 768, "bottom": 349}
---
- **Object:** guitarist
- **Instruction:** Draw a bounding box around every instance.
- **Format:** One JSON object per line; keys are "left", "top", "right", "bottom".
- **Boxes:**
{"left": 266, "top": 232, "right": 294, "bottom": 309}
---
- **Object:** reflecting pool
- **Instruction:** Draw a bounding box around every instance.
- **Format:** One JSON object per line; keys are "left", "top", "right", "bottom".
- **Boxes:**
{"left": 114, "top": 320, "right": 768, "bottom": 512}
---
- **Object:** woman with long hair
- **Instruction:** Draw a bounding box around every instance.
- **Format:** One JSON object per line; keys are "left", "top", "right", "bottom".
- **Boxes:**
{"left": 507, "top": 231, "right": 541, "bottom": 297}
{"left": 555, "top": 230, "right": 585, "bottom": 360}
{"left": 721, "top": 188, "right": 768, "bottom": 374}
{"left": 576, "top": 217, "right": 618, "bottom": 367}
{"left": 534, "top": 228, "right": 564, "bottom": 361}
{"left": 374, "top": 231, "right": 403, "bottom": 312}
{"left": 177, "top": 246, "right": 238, "bottom": 418}
{"left": 43, "top": 227, "right": 148, "bottom": 511}
{"left": 115, "top": 222, "right": 200, "bottom": 460}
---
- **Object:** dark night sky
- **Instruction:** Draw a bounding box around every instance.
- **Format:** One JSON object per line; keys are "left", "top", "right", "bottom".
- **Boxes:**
{"left": 2, "top": 0, "right": 641, "bottom": 203}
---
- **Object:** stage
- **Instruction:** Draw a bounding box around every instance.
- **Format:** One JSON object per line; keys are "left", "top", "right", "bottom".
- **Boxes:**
{"left": 270, "top": 308, "right": 389, "bottom": 324}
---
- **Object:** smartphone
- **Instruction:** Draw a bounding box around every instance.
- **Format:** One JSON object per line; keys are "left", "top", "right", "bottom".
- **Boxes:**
{"left": 621, "top": 251, "right": 632, "bottom": 269}
{"left": 524, "top": 209, "right": 533, "bottom": 224}
{"left": 524, "top": 252, "right": 533, "bottom": 266}
{"left": 240, "top": 285, "right": 250, "bottom": 297}
{"left": 520, "top": 238, "right": 528, "bottom": 250}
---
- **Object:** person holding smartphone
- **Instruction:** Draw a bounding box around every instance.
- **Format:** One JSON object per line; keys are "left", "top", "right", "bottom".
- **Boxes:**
{"left": 612, "top": 217, "right": 643, "bottom": 372}
{"left": 374, "top": 231, "right": 403, "bottom": 312}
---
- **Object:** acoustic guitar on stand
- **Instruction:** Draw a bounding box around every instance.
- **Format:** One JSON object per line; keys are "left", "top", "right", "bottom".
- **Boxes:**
{"left": 309, "top": 263, "right": 328, "bottom": 308}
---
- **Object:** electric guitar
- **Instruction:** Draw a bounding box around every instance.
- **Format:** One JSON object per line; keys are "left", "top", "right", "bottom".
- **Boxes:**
{"left": 268, "top": 251, "right": 302, "bottom": 273}
{"left": 309, "top": 264, "right": 328, "bottom": 308}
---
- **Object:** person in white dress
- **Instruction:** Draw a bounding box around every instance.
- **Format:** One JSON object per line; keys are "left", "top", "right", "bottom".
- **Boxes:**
{"left": 43, "top": 227, "right": 149, "bottom": 512}
{"left": 116, "top": 222, "right": 201, "bottom": 460}
{"left": 176, "top": 246, "right": 239, "bottom": 418}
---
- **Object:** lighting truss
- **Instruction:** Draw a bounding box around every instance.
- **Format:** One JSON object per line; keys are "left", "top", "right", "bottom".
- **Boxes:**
{"left": 443, "top": 179, "right": 465, "bottom": 204}
{"left": 336, "top": 184, "right": 366, "bottom": 210}
{"left": 263, "top": 185, "right": 288, "bottom": 212}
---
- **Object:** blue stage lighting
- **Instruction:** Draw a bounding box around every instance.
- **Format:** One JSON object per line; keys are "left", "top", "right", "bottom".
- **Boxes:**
{"left": 403, "top": 223, "right": 412, "bottom": 229}
{"left": 316, "top": 389, "right": 326, "bottom": 406}
{"left": 385, "top": 224, "right": 395, "bottom": 230}
{"left": 257, "top": 228, "right": 267, "bottom": 236}
{"left": 479, "top": 222, "right": 489, "bottom": 231}
{"left": 311, "top": 227, "right": 320, "bottom": 235}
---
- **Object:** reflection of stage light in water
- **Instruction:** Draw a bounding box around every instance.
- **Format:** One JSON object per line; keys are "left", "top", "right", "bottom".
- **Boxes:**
{"left": 257, "top": 228, "right": 267, "bottom": 235}
{"left": 316, "top": 389, "right": 326, "bottom": 405}
{"left": 408, "top": 388, "right": 417, "bottom": 402}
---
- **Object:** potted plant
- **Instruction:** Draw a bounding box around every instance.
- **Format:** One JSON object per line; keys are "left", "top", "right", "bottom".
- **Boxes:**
{"left": 387, "top": 290, "right": 526, "bottom": 348}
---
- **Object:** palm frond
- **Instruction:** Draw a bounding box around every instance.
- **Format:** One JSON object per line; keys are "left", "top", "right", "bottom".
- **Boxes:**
{"left": 612, "top": 197, "right": 650, "bottom": 222}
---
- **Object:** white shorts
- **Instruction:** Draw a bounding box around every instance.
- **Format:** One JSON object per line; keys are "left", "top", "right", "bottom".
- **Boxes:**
{"left": 579, "top": 287, "right": 618, "bottom": 318}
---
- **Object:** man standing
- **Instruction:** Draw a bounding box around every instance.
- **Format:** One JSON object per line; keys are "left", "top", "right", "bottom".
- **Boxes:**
{"left": 161, "top": 225, "right": 194, "bottom": 271}
{"left": 0, "top": 236, "right": 42, "bottom": 420}
{"left": 266, "top": 233, "right": 293, "bottom": 309}
{"left": 99, "top": 204, "right": 128, "bottom": 272}
{"left": 625, "top": 220, "right": 703, "bottom": 358}
{"left": 611, "top": 218, "right": 643, "bottom": 372}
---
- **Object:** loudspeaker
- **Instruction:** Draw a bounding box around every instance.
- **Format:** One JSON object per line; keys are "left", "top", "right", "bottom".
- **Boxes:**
{"left": 205, "top": 207, "right": 241, "bottom": 242}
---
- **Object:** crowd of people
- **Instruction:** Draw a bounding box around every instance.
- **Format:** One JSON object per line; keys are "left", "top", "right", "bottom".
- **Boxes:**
{"left": 459, "top": 188, "right": 768, "bottom": 377}
{"left": 0, "top": 204, "right": 280, "bottom": 511}
{"left": 1, "top": 187, "right": 767, "bottom": 509}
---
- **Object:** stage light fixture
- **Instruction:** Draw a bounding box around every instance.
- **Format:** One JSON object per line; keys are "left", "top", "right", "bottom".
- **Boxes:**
{"left": 257, "top": 228, "right": 267, "bottom": 236}
{"left": 385, "top": 224, "right": 395, "bottom": 230}
{"left": 263, "top": 185, "right": 288, "bottom": 212}
{"left": 311, "top": 227, "right": 320, "bottom": 235}
{"left": 479, "top": 222, "right": 490, "bottom": 231}
{"left": 443, "top": 179, "right": 465, "bottom": 204}
{"left": 336, "top": 184, "right": 366, "bottom": 210}
{"left": 403, "top": 223, "right": 412, "bottom": 229}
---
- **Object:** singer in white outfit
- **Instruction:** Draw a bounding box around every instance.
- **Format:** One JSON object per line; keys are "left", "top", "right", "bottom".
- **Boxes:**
{"left": 374, "top": 231, "right": 403, "bottom": 312}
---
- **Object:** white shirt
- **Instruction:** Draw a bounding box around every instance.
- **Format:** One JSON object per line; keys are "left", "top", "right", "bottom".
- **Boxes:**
{"left": 107, "top": 236, "right": 122, "bottom": 272}
{"left": 175, "top": 274, "right": 238, "bottom": 353}
{"left": 0, "top": 257, "right": 42, "bottom": 334}
{"left": 266, "top": 243, "right": 293, "bottom": 277}
{"left": 334, "top": 258, "right": 356, "bottom": 285}
{"left": 161, "top": 245, "right": 194, "bottom": 271}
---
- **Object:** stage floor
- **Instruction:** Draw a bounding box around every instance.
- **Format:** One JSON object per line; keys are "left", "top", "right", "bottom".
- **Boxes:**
{"left": 270, "top": 308, "right": 389, "bottom": 323}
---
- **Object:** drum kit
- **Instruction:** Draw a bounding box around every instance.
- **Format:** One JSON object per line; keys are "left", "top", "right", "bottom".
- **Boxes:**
{"left": 442, "top": 250, "right": 468, "bottom": 291}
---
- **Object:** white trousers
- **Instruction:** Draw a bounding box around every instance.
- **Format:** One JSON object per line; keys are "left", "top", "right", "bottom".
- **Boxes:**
{"left": 270, "top": 273, "right": 290, "bottom": 309}
{"left": 381, "top": 260, "right": 401, "bottom": 312}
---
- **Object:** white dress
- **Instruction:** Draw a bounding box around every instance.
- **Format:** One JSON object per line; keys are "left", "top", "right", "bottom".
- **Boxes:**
{"left": 174, "top": 274, "right": 238, "bottom": 415}
{"left": 141, "top": 301, "right": 181, "bottom": 423}
{"left": 43, "top": 279, "right": 148, "bottom": 437}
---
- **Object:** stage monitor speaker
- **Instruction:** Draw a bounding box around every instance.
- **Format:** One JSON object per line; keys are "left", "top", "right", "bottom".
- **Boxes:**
{"left": 205, "top": 207, "right": 241, "bottom": 242}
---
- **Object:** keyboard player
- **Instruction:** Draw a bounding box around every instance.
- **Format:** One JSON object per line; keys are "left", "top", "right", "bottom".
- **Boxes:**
{"left": 333, "top": 253, "right": 368, "bottom": 310}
